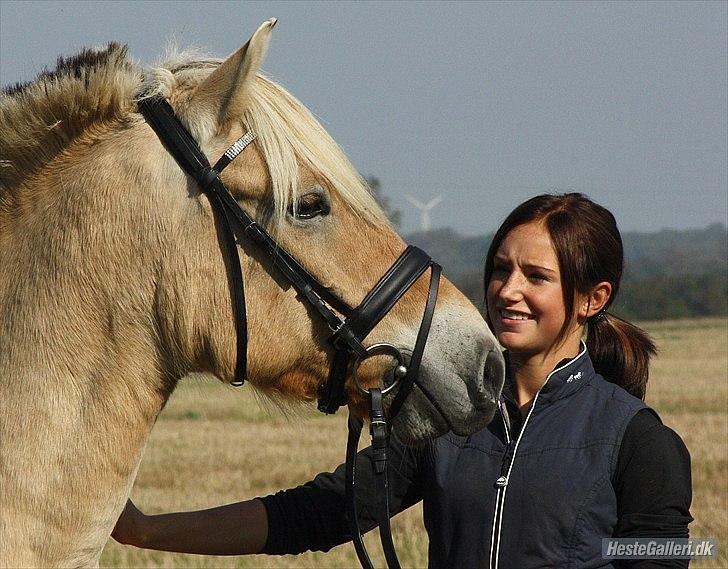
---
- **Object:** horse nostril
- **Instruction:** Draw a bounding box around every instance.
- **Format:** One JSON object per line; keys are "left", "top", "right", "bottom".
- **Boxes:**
{"left": 470, "top": 349, "right": 505, "bottom": 413}
{"left": 484, "top": 348, "right": 506, "bottom": 394}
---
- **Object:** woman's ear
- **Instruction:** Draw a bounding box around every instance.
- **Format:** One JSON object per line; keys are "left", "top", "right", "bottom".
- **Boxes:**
{"left": 580, "top": 281, "right": 612, "bottom": 319}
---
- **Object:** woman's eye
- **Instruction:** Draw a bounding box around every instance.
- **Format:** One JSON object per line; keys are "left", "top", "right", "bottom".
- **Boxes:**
{"left": 493, "top": 264, "right": 510, "bottom": 275}
{"left": 529, "top": 273, "right": 548, "bottom": 282}
{"left": 289, "top": 192, "right": 330, "bottom": 220}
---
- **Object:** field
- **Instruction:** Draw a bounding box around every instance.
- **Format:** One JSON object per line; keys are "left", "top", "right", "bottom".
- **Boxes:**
{"left": 102, "top": 318, "right": 727, "bottom": 568}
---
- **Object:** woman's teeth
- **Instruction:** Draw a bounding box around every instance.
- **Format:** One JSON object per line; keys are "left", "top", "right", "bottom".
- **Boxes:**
{"left": 501, "top": 310, "right": 532, "bottom": 320}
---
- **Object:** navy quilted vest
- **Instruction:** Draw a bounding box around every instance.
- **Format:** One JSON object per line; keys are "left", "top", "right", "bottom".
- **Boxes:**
{"left": 421, "top": 345, "right": 646, "bottom": 569}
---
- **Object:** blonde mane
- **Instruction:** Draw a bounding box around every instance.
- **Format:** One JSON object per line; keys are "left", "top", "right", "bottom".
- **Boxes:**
{"left": 0, "top": 43, "right": 386, "bottom": 224}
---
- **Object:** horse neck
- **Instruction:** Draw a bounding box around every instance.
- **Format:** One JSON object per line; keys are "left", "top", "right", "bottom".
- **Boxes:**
{"left": 0, "top": 163, "right": 179, "bottom": 566}
{"left": 0, "top": 318, "right": 174, "bottom": 566}
{"left": 1, "top": 353, "right": 171, "bottom": 567}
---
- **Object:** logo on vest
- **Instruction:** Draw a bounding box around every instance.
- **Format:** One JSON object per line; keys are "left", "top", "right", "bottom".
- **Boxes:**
{"left": 566, "top": 371, "right": 583, "bottom": 383}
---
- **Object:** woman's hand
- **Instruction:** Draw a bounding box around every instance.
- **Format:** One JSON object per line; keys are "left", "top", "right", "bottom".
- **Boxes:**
{"left": 112, "top": 499, "right": 147, "bottom": 547}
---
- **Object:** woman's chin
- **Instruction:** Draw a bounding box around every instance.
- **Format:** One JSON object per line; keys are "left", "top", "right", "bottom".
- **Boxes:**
{"left": 496, "top": 331, "right": 528, "bottom": 352}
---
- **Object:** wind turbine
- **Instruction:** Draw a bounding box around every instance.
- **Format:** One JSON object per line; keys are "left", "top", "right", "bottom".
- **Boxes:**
{"left": 406, "top": 195, "right": 443, "bottom": 232}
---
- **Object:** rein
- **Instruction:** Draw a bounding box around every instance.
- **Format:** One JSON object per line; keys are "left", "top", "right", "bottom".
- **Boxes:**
{"left": 139, "top": 97, "right": 441, "bottom": 568}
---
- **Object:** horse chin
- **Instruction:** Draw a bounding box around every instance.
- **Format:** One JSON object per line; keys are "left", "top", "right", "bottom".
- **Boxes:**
{"left": 389, "top": 387, "right": 451, "bottom": 444}
{"left": 389, "top": 358, "right": 503, "bottom": 445}
{"left": 346, "top": 384, "right": 459, "bottom": 443}
{"left": 388, "top": 386, "right": 496, "bottom": 445}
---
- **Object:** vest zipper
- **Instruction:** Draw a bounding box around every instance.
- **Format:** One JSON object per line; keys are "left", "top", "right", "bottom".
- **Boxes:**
{"left": 489, "top": 402, "right": 512, "bottom": 568}
{"left": 487, "top": 345, "right": 587, "bottom": 569}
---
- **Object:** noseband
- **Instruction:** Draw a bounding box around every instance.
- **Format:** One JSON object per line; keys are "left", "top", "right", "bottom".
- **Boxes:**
{"left": 140, "top": 97, "right": 441, "bottom": 568}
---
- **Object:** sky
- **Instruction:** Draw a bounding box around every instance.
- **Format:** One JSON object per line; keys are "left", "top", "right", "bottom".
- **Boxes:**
{"left": 1, "top": 1, "right": 726, "bottom": 236}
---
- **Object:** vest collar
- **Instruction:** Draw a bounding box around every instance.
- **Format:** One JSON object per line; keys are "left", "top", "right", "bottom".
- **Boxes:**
{"left": 502, "top": 342, "right": 595, "bottom": 405}
{"left": 538, "top": 342, "right": 595, "bottom": 402}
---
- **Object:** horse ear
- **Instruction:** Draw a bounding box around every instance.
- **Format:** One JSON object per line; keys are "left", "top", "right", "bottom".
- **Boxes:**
{"left": 188, "top": 18, "right": 276, "bottom": 130}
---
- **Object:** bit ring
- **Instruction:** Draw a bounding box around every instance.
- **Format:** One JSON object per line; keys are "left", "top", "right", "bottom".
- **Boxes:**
{"left": 351, "top": 343, "right": 407, "bottom": 395}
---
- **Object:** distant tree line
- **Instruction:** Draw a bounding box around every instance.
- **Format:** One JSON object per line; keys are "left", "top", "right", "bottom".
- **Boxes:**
{"left": 404, "top": 225, "right": 727, "bottom": 322}
{"left": 614, "top": 272, "right": 727, "bottom": 321}
{"left": 368, "top": 180, "right": 726, "bottom": 321}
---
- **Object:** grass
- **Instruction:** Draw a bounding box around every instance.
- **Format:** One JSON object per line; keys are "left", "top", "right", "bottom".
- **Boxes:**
{"left": 101, "top": 317, "right": 727, "bottom": 568}
{"left": 645, "top": 318, "right": 728, "bottom": 568}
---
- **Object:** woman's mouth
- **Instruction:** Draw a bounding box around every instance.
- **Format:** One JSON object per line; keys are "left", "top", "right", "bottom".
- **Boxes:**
{"left": 499, "top": 309, "right": 534, "bottom": 321}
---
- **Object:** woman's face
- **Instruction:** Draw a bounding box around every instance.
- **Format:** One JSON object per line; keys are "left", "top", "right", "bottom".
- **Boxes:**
{"left": 486, "top": 221, "right": 577, "bottom": 359}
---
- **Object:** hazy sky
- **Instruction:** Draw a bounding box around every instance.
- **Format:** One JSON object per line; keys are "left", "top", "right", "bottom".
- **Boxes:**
{"left": 1, "top": 1, "right": 726, "bottom": 235}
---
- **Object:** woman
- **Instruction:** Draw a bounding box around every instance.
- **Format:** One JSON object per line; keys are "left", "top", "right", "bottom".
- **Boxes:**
{"left": 113, "top": 193, "right": 692, "bottom": 568}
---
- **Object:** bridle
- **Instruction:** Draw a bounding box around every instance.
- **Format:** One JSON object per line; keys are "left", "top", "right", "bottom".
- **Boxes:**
{"left": 139, "top": 97, "right": 441, "bottom": 569}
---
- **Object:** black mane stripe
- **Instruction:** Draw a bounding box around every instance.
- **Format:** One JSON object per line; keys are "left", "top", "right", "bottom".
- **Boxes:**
{"left": 1, "top": 43, "right": 139, "bottom": 190}
{"left": 3, "top": 43, "right": 130, "bottom": 97}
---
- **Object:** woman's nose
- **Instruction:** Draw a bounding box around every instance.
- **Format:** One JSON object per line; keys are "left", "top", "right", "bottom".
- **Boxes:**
{"left": 498, "top": 272, "right": 523, "bottom": 302}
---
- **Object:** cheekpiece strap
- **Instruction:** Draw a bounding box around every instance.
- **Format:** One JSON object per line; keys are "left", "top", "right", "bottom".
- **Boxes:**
{"left": 139, "top": 97, "right": 256, "bottom": 387}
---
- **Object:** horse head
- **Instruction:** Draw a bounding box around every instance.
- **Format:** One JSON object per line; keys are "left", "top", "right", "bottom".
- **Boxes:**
{"left": 139, "top": 20, "right": 503, "bottom": 441}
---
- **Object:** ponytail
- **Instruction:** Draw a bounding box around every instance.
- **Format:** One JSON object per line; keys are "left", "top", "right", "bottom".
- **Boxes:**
{"left": 586, "top": 311, "right": 656, "bottom": 400}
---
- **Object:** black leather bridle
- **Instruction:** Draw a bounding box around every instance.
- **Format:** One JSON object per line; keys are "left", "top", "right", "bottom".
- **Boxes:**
{"left": 139, "top": 97, "right": 441, "bottom": 568}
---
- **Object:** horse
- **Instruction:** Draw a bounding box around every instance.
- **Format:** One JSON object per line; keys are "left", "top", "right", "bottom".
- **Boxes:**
{"left": 0, "top": 20, "right": 504, "bottom": 567}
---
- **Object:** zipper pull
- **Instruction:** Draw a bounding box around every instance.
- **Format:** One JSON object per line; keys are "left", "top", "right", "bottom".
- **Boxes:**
{"left": 494, "top": 440, "right": 516, "bottom": 488}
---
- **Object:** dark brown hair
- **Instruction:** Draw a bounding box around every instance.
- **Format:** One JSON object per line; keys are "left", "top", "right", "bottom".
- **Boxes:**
{"left": 483, "top": 193, "right": 656, "bottom": 399}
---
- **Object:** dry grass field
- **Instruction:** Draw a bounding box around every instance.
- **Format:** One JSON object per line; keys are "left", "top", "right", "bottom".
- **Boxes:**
{"left": 101, "top": 317, "right": 727, "bottom": 568}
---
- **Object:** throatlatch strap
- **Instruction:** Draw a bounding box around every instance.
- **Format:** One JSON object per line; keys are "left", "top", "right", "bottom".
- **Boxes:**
{"left": 139, "top": 98, "right": 250, "bottom": 386}
{"left": 208, "top": 191, "right": 248, "bottom": 386}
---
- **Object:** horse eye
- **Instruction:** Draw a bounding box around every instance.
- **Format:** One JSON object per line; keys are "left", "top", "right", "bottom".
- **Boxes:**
{"left": 289, "top": 192, "right": 330, "bottom": 220}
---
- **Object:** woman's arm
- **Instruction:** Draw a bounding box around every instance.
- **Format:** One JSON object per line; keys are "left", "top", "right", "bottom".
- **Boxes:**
{"left": 112, "top": 497, "right": 268, "bottom": 555}
{"left": 113, "top": 432, "right": 427, "bottom": 556}
{"left": 612, "top": 408, "right": 693, "bottom": 569}
{"left": 262, "top": 431, "right": 426, "bottom": 554}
